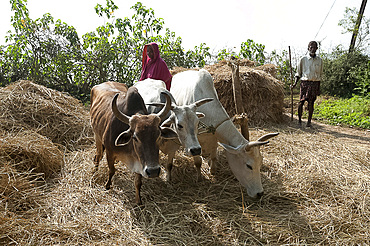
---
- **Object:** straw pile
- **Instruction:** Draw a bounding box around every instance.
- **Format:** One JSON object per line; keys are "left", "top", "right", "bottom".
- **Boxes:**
{"left": 254, "top": 64, "right": 277, "bottom": 78}
{"left": 172, "top": 59, "right": 284, "bottom": 126}
{"left": 0, "top": 130, "right": 62, "bottom": 213}
{"left": 0, "top": 130, "right": 62, "bottom": 177}
{"left": 0, "top": 80, "right": 93, "bottom": 150}
{"left": 0, "top": 80, "right": 93, "bottom": 240}
{"left": 1, "top": 79, "right": 369, "bottom": 245}
{"left": 205, "top": 60, "right": 284, "bottom": 126}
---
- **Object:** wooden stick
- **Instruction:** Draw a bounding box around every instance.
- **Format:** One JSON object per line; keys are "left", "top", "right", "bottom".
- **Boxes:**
{"left": 228, "top": 58, "right": 249, "bottom": 140}
{"left": 228, "top": 58, "right": 244, "bottom": 114}
{"left": 289, "top": 46, "right": 294, "bottom": 121}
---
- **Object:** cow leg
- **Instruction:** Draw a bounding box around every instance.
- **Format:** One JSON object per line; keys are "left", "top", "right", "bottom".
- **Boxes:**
{"left": 160, "top": 139, "right": 180, "bottom": 182}
{"left": 193, "top": 156, "right": 202, "bottom": 181}
{"left": 105, "top": 153, "right": 116, "bottom": 190}
{"left": 209, "top": 148, "right": 218, "bottom": 175}
{"left": 165, "top": 151, "right": 176, "bottom": 182}
{"left": 134, "top": 173, "right": 143, "bottom": 205}
{"left": 93, "top": 139, "right": 105, "bottom": 172}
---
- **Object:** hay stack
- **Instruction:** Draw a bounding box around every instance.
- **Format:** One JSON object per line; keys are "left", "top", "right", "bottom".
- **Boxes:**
{"left": 0, "top": 80, "right": 93, "bottom": 150}
{"left": 0, "top": 131, "right": 63, "bottom": 177}
{"left": 171, "top": 60, "right": 285, "bottom": 126}
{"left": 0, "top": 130, "right": 62, "bottom": 212}
{"left": 0, "top": 80, "right": 92, "bottom": 214}
{"left": 208, "top": 63, "right": 284, "bottom": 126}
{"left": 255, "top": 64, "right": 277, "bottom": 78}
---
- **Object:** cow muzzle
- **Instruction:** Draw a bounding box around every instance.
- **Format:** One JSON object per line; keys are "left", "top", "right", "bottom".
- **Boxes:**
{"left": 189, "top": 146, "right": 202, "bottom": 156}
{"left": 144, "top": 166, "right": 161, "bottom": 178}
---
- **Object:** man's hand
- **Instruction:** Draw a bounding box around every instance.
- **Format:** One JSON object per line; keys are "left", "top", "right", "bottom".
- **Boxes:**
{"left": 290, "top": 77, "right": 300, "bottom": 89}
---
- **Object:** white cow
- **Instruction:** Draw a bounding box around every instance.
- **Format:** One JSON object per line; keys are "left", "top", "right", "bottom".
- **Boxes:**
{"left": 134, "top": 79, "right": 213, "bottom": 181}
{"left": 170, "top": 69, "right": 279, "bottom": 198}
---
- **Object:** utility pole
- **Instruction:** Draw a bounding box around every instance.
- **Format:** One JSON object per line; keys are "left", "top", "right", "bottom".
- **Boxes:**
{"left": 349, "top": 0, "right": 367, "bottom": 53}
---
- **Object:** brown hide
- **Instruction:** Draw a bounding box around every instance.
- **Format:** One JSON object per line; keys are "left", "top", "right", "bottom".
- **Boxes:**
{"left": 90, "top": 82, "right": 176, "bottom": 205}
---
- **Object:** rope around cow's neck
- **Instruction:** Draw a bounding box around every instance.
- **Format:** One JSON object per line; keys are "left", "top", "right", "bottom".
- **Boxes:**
{"left": 198, "top": 117, "right": 230, "bottom": 135}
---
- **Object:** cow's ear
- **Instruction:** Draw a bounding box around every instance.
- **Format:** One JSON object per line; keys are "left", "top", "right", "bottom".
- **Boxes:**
{"left": 115, "top": 130, "right": 132, "bottom": 146}
{"left": 160, "top": 127, "right": 178, "bottom": 139}
{"left": 196, "top": 112, "right": 205, "bottom": 119}
{"left": 161, "top": 115, "right": 175, "bottom": 127}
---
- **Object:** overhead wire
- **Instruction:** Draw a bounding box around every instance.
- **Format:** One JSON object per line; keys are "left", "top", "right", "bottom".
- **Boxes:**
{"left": 314, "top": 0, "right": 337, "bottom": 40}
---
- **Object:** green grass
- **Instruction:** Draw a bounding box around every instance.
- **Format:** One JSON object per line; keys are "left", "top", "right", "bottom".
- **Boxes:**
{"left": 313, "top": 95, "right": 370, "bottom": 129}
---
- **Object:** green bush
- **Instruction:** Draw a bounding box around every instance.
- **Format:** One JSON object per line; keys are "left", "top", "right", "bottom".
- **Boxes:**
{"left": 314, "top": 96, "right": 370, "bottom": 129}
{"left": 321, "top": 48, "right": 369, "bottom": 98}
{"left": 349, "top": 61, "right": 370, "bottom": 98}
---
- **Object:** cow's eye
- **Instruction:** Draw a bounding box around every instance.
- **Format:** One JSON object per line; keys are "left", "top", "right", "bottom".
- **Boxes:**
{"left": 177, "top": 124, "right": 183, "bottom": 129}
{"left": 132, "top": 134, "right": 138, "bottom": 142}
{"left": 246, "top": 164, "right": 253, "bottom": 170}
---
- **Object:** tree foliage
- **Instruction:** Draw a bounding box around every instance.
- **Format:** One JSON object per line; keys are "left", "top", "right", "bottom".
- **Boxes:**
{"left": 321, "top": 47, "right": 369, "bottom": 98}
{"left": 215, "top": 39, "right": 266, "bottom": 66}
{"left": 267, "top": 49, "right": 293, "bottom": 87}
{"left": 0, "top": 0, "right": 211, "bottom": 102}
{"left": 1, "top": 1, "right": 369, "bottom": 104}
{"left": 338, "top": 7, "right": 370, "bottom": 53}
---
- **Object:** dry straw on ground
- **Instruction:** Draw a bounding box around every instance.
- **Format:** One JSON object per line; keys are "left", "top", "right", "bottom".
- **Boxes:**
{"left": 0, "top": 76, "right": 369, "bottom": 245}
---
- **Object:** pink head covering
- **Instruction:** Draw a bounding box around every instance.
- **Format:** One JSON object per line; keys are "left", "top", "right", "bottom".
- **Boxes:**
{"left": 139, "top": 42, "right": 172, "bottom": 90}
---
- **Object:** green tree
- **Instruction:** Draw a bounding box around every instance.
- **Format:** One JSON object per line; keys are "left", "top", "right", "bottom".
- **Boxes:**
{"left": 239, "top": 39, "right": 265, "bottom": 65}
{"left": 267, "top": 49, "right": 293, "bottom": 87}
{"left": 214, "top": 39, "right": 266, "bottom": 66}
{"left": 216, "top": 47, "right": 238, "bottom": 61}
{"left": 0, "top": 0, "right": 212, "bottom": 102}
{"left": 1, "top": 0, "right": 81, "bottom": 94}
{"left": 338, "top": 7, "right": 370, "bottom": 53}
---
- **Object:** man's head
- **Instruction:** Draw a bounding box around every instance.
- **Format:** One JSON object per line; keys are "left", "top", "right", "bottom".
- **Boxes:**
{"left": 308, "top": 41, "right": 318, "bottom": 57}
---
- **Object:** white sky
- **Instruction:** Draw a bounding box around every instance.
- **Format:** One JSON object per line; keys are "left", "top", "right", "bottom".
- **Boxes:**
{"left": 0, "top": 0, "right": 369, "bottom": 56}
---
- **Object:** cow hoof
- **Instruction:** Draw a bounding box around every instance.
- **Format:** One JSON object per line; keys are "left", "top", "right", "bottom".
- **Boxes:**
{"left": 135, "top": 199, "right": 143, "bottom": 206}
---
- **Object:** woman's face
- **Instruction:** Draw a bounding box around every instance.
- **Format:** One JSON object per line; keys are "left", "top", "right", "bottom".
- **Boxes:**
{"left": 147, "top": 45, "right": 154, "bottom": 59}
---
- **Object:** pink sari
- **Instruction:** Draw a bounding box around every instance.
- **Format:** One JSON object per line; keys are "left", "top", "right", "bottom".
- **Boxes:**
{"left": 139, "top": 42, "right": 172, "bottom": 91}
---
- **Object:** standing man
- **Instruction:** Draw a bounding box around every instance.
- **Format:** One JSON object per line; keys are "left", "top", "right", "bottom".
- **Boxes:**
{"left": 291, "top": 41, "right": 323, "bottom": 127}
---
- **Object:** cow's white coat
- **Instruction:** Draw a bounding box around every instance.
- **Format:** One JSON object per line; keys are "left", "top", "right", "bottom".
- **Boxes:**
{"left": 170, "top": 69, "right": 278, "bottom": 198}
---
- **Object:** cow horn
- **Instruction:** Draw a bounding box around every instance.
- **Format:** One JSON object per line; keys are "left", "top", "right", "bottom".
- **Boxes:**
{"left": 156, "top": 91, "right": 172, "bottom": 121}
{"left": 193, "top": 98, "right": 213, "bottom": 108}
{"left": 245, "top": 141, "right": 269, "bottom": 151}
{"left": 112, "top": 93, "right": 131, "bottom": 124}
{"left": 257, "top": 132, "right": 279, "bottom": 142}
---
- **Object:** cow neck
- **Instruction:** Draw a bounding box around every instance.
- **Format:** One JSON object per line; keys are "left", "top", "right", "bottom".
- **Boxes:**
{"left": 198, "top": 116, "right": 229, "bottom": 134}
{"left": 215, "top": 120, "right": 246, "bottom": 147}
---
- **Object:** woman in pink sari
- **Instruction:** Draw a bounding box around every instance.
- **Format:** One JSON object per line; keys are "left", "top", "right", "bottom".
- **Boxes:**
{"left": 139, "top": 42, "right": 172, "bottom": 90}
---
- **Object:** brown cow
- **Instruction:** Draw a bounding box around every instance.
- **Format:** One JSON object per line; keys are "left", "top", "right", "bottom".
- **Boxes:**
{"left": 90, "top": 82, "right": 178, "bottom": 205}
